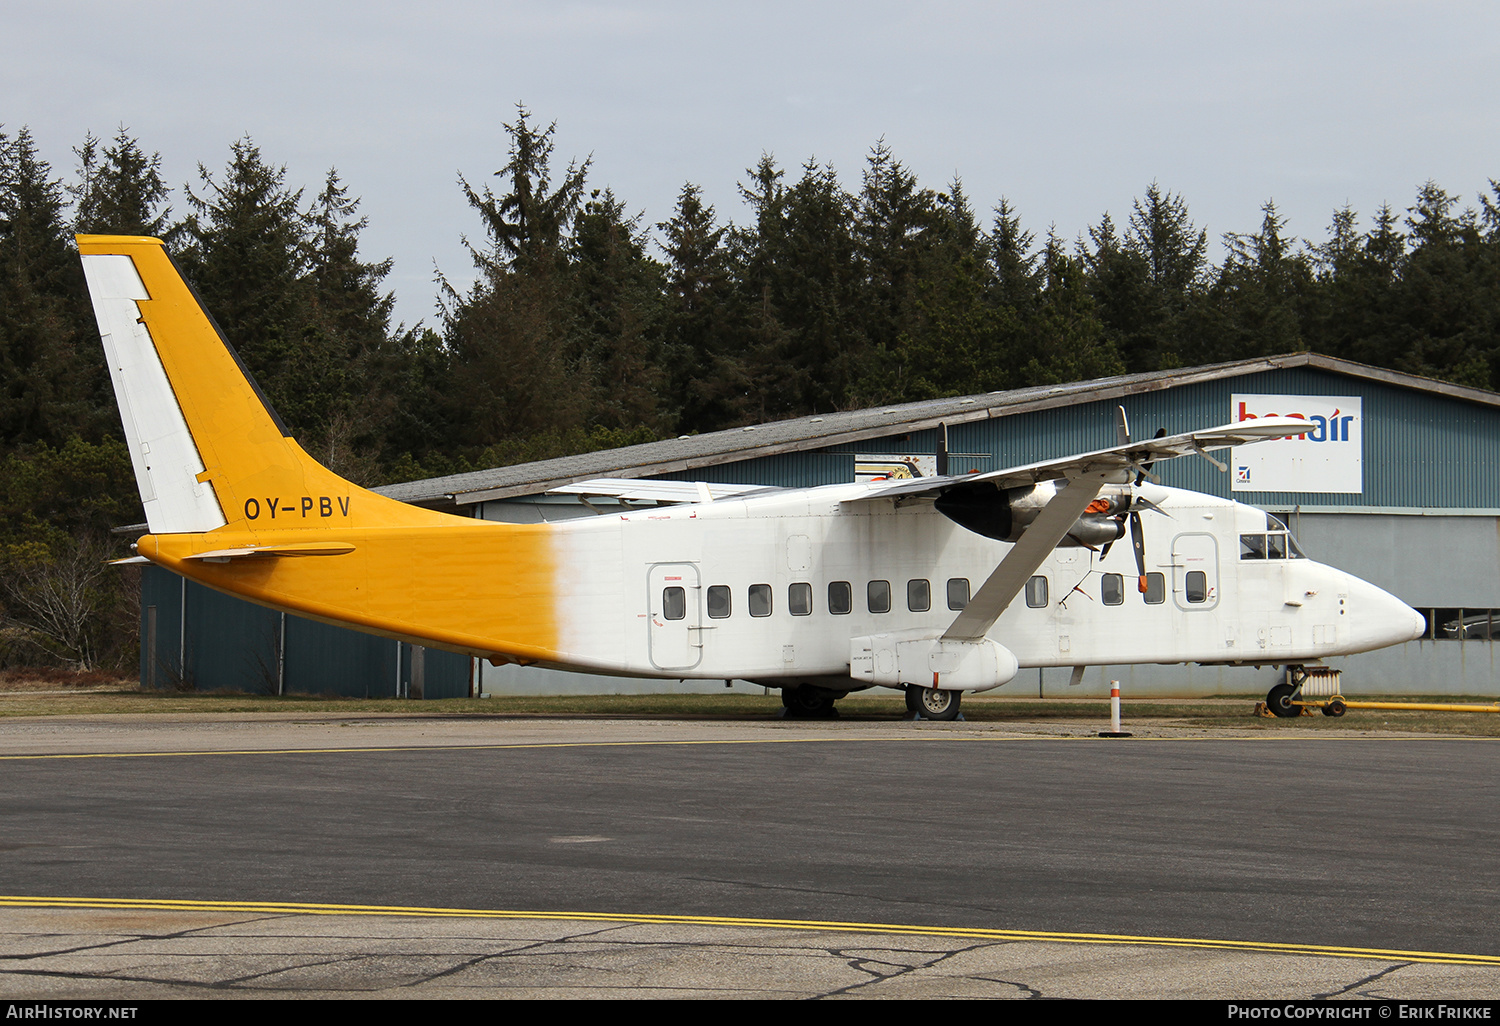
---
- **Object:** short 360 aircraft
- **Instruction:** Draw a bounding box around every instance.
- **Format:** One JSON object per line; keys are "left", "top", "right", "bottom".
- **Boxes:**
{"left": 78, "top": 235, "right": 1425, "bottom": 718}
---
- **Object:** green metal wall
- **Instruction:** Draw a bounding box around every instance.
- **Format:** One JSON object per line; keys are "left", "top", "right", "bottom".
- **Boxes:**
{"left": 140, "top": 565, "right": 472, "bottom": 698}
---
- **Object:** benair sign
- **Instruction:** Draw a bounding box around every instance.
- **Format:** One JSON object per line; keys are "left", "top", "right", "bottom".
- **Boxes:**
{"left": 1230, "top": 394, "right": 1363, "bottom": 494}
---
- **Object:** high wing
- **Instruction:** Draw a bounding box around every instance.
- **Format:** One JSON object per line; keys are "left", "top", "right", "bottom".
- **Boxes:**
{"left": 847, "top": 416, "right": 1311, "bottom": 642}
{"left": 848, "top": 417, "right": 1310, "bottom": 502}
{"left": 548, "top": 478, "right": 775, "bottom": 504}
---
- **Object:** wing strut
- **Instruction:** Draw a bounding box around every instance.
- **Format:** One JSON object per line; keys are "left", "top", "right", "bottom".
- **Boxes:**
{"left": 942, "top": 471, "right": 1113, "bottom": 642}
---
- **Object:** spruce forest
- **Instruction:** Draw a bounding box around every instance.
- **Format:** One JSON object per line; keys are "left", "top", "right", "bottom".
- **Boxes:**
{"left": 3, "top": 111, "right": 1500, "bottom": 671}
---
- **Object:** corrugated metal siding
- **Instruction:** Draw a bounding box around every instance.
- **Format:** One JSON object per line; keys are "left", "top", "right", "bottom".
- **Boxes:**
{"left": 655, "top": 451, "right": 853, "bottom": 488}
{"left": 140, "top": 565, "right": 470, "bottom": 698}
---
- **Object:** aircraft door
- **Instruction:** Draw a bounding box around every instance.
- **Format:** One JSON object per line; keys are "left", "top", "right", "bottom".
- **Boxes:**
{"left": 648, "top": 563, "right": 703, "bottom": 671}
{"left": 1170, "top": 533, "right": 1219, "bottom": 611}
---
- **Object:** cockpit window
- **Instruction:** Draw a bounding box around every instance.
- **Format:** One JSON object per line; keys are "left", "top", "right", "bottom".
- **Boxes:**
{"left": 1241, "top": 532, "right": 1305, "bottom": 560}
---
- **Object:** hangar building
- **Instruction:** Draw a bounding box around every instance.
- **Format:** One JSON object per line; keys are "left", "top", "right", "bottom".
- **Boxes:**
{"left": 140, "top": 353, "right": 1500, "bottom": 698}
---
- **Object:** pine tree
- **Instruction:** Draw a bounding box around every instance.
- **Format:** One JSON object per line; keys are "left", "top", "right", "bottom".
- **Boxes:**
{"left": 0, "top": 127, "right": 105, "bottom": 447}
{"left": 440, "top": 109, "right": 592, "bottom": 447}
{"left": 71, "top": 127, "right": 170, "bottom": 237}
{"left": 177, "top": 137, "right": 310, "bottom": 377}
{"left": 990, "top": 198, "right": 1040, "bottom": 310}
{"left": 457, "top": 105, "right": 589, "bottom": 277}
{"left": 568, "top": 188, "right": 666, "bottom": 431}
{"left": 659, "top": 183, "right": 736, "bottom": 433}
{"left": 1194, "top": 201, "right": 1311, "bottom": 362}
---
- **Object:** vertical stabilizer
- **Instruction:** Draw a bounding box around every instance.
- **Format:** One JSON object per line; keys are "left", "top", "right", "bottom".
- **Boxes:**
{"left": 77, "top": 234, "right": 450, "bottom": 536}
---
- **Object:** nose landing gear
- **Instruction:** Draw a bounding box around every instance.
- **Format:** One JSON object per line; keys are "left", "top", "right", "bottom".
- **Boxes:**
{"left": 1263, "top": 665, "right": 1344, "bottom": 718}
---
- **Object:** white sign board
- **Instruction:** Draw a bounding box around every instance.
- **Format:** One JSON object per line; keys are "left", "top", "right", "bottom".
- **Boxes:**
{"left": 1230, "top": 394, "right": 1363, "bottom": 494}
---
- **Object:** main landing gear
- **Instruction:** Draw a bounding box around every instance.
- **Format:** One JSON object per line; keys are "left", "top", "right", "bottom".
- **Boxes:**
{"left": 905, "top": 686, "right": 963, "bottom": 721}
{"left": 781, "top": 684, "right": 841, "bottom": 718}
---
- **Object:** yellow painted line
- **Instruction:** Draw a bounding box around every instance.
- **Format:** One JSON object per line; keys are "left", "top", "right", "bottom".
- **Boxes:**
{"left": 0, "top": 732, "right": 1495, "bottom": 762}
{"left": 1, "top": 895, "right": 1496, "bottom": 966}
{"left": 0, "top": 737, "right": 915, "bottom": 761}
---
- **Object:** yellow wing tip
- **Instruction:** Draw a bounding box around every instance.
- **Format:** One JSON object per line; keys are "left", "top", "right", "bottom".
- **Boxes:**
{"left": 75, "top": 234, "right": 166, "bottom": 252}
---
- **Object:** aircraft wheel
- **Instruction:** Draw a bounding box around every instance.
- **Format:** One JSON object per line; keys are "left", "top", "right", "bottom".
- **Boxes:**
{"left": 915, "top": 687, "right": 961, "bottom": 721}
{"left": 782, "top": 685, "right": 839, "bottom": 718}
{"left": 904, "top": 687, "right": 921, "bottom": 713}
{"left": 1267, "top": 683, "right": 1301, "bottom": 718}
{"left": 1322, "top": 697, "right": 1347, "bottom": 718}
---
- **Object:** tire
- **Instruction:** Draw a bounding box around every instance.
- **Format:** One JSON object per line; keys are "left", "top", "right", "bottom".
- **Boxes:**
{"left": 915, "top": 687, "right": 961, "bottom": 721}
{"left": 1322, "top": 697, "right": 1347, "bottom": 718}
{"left": 904, "top": 687, "right": 921, "bottom": 713}
{"left": 1267, "top": 682, "right": 1300, "bottom": 718}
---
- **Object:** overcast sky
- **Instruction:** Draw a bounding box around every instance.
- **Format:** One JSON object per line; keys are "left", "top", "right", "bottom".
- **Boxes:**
{"left": 8, "top": 1, "right": 1499, "bottom": 329}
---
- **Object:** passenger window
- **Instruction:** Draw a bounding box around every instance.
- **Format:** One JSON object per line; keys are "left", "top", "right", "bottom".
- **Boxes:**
{"left": 663, "top": 586, "right": 686, "bottom": 620}
{"left": 1101, "top": 573, "right": 1123, "bottom": 606}
{"left": 1025, "top": 576, "right": 1048, "bottom": 608}
{"left": 707, "top": 585, "right": 731, "bottom": 619}
{"left": 1144, "top": 572, "right": 1165, "bottom": 604}
{"left": 1185, "top": 570, "right": 1207, "bottom": 604}
{"left": 748, "top": 583, "right": 772, "bottom": 617}
{"left": 828, "top": 581, "right": 852, "bottom": 615}
{"left": 788, "top": 582, "right": 812, "bottom": 616}
{"left": 947, "top": 578, "right": 970, "bottom": 610}
{"left": 907, "top": 579, "right": 930, "bottom": 612}
{"left": 868, "top": 580, "right": 892, "bottom": 614}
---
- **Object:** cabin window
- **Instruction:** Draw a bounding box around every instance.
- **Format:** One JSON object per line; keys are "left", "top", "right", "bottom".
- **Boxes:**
{"left": 707, "top": 585, "right": 732, "bottom": 619}
{"left": 749, "top": 583, "right": 773, "bottom": 617}
{"left": 1101, "top": 573, "right": 1123, "bottom": 606}
{"left": 663, "top": 586, "right": 686, "bottom": 620}
{"left": 829, "top": 581, "right": 852, "bottom": 615}
{"left": 1185, "top": 570, "right": 1207, "bottom": 603}
{"left": 1144, "top": 572, "right": 1165, "bottom": 604}
{"left": 1024, "top": 575, "right": 1048, "bottom": 608}
{"left": 868, "top": 580, "right": 892, "bottom": 614}
{"left": 947, "top": 578, "right": 970, "bottom": 610}
{"left": 1240, "top": 534, "right": 1267, "bottom": 559}
{"left": 907, "top": 579, "right": 931, "bottom": 612}
{"left": 1266, "top": 533, "right": 1288, "bottom": 560}
{"left": 789, "top": 582, "right": 812, "bottom": 616}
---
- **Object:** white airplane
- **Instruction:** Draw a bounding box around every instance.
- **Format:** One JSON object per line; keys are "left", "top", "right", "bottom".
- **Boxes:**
{"left": 78, "top": 235, "right": 1426, "bottom": 719}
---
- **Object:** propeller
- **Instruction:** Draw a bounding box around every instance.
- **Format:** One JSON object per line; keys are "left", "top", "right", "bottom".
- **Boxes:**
{"left": 1101, "top": 413, "right": 1170, "bottom": 592}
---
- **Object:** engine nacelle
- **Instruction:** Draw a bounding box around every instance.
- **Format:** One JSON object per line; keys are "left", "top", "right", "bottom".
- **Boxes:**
{"left": 934, "top": 479, "right": 1129, "bottom": 546}
{"left": 850, "top": 632, "right": 1020, "bottom": 692}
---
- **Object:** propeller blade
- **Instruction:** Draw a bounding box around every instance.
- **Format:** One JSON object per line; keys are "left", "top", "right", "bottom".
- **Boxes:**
{"left": 1130, "top": 509, "right": 1148, "bottom": 592}
{"left": 1114, "top": 406, "right": 1131, "bottom": 448}
{"left": 1135, "top": 427, "right": 1168, "bottom": 486}
{"left": 1133, "top": 494, "right": 1172, "bottom": 517}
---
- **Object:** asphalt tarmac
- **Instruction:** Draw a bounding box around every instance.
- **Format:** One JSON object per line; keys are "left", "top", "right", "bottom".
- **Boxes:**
{"left": 1, "top": 715, "right": 1497, "bottom": 999}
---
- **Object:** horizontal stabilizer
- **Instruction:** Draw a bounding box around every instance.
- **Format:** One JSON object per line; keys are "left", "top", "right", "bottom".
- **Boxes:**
{"left": 183, "top": 542, "right": 357, "bottom": 562}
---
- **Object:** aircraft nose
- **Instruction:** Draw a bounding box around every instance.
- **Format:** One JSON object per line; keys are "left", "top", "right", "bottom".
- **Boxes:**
{"left": 1401, "top": 603, "right": 1426, "bottom": 642}
{"left": 1354, "top": 581, "right": 1426, "bottom": 649}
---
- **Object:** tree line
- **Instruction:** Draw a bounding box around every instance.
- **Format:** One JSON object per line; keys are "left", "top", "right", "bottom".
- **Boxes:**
{"left": 3, "top": 110, "right": 1499, "bottom": 669}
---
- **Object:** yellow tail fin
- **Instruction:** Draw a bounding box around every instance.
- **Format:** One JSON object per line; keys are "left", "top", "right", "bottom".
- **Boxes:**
{"left": 77, "top": 234, "right": 445, "bottom": 534}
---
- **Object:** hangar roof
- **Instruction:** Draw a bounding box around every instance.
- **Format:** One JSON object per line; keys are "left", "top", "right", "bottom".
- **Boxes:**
{"left": 373, "top": 353, "right": 1500, "bottom": 510}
